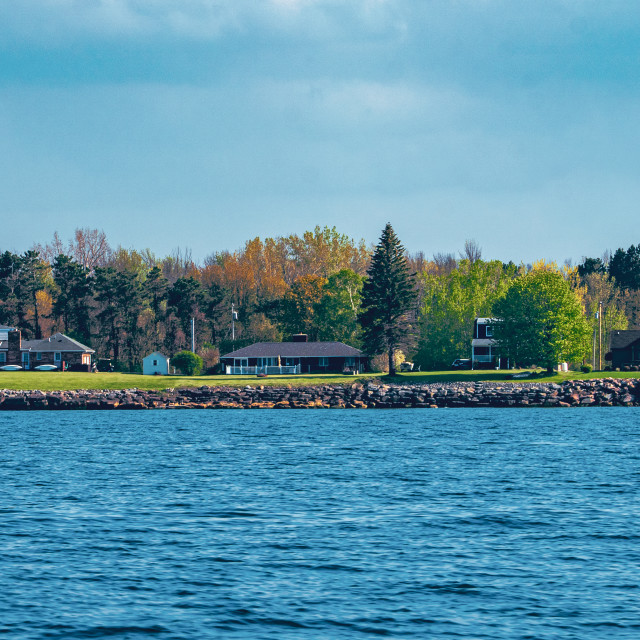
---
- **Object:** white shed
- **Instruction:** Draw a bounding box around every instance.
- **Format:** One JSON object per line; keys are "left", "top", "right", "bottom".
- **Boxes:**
{"left": 143, "top": 351, "right": 170, "bottom": 376}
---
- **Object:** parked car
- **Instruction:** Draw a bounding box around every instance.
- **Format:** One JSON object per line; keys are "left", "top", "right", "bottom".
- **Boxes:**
{"left": 96, "top": 358, "right": 114, "bottom": 372}
{"left": 451, "top": 358, "right": 472, "bottom": 370}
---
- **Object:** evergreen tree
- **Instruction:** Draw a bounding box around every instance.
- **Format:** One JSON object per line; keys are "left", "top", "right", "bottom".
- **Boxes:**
{"left": 358, "top": 223, "right": 417, "bottom": 375}
{"left": 51, "top": 254, "right": 93, "bottom": 343}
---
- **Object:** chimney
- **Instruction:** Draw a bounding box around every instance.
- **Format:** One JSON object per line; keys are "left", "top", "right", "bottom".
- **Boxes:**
{"left": 8, "top": 330, "right": 21, "bottom": 364}
{"left": 292, "top": 333, "right": 308, "bottom": 342}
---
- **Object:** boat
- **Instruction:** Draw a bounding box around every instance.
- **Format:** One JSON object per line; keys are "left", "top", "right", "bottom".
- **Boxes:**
{"left": 0, "top": 365, "right": 23, "bottom": 371}
{"left": 34, "top": 364, "right": 59, "bottom": 371}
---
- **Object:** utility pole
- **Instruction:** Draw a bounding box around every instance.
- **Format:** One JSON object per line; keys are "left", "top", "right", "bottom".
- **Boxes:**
{"left": 599, "top": 301, "right": 603, "bottom": 371}
{"left": 231, "top": 303, "right": 237, "bottom": 348}
{"left": 592, "top": 318, "right": 596, "bottom": 370}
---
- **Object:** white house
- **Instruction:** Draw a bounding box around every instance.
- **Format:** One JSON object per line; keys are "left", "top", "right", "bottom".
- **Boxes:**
{"left": 143, "top": 351, "right": 170, "bottom": 376}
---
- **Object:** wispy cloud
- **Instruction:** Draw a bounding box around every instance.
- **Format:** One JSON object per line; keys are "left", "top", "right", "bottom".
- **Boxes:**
{"left": 0, "top": 0, "right": 403, "bottom": 41}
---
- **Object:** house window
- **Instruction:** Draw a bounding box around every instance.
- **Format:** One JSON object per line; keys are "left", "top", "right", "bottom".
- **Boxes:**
{"left": 485, "top": 325, "right": 493, "bottom": 337}
{"left": 318, "top": 357, "right": 328, "bottom": 368}
{"left": 0, "top": 352, "right": 5, "bottom": 363}
{"left": 37, "top": 352, "right": 42, "bottom": 360}
{"left": 82, "top": 354, "right": 91, "bottom": 365}
{"left": 54, "top": 352, "right": 62, "bottom": 362}
{"left": 153, "top": 359, "right": 158, "bottom": 366}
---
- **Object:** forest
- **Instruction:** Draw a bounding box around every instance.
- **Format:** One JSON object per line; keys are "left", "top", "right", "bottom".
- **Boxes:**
{"left": 1, "top": 226, "right": 638, "bottom": 372}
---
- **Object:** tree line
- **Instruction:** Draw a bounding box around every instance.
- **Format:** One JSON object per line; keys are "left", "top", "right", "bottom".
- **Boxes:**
{"left": 1, "top": 226, "right": 637, "bottom": 371}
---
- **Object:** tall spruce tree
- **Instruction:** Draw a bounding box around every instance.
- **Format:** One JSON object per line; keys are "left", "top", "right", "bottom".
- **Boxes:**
{"left": 359, "top": 223, "right": 417, "bottom": 375}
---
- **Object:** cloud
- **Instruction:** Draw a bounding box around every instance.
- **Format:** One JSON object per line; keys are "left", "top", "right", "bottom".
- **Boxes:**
{"left": 0, "top": 0, "right": 403, "bottom": 42}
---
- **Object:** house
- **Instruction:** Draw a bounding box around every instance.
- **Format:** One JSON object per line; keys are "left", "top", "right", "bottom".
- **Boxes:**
{"left": 471, "top": 318, "right": 508, "bottom": 369}
{"left": 0, "top": 328, "right": 94, "bottom": 370}
{"left": 220, "top": 334, "right": 366, "bottom": 375}
{"left": 143, "top": 351, "right": 170, "bottom": 376}
{"left": 608, "top": 330, "right": 640, "bottom": 369}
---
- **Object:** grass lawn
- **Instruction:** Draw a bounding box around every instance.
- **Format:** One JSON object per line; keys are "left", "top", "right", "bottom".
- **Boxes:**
{"left": 0, "top": 371, "right": 381, "bottom": 392}
{"left": 1, "top": 369, "right": 639, "bottom": 392}
{"left": 389, "top": 369, "right": 640, "bottom": 385}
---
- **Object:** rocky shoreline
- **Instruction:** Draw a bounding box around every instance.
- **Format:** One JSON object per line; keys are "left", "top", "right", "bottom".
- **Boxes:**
{"left": 1, "top": 378, "right": 639, "bottom": 410}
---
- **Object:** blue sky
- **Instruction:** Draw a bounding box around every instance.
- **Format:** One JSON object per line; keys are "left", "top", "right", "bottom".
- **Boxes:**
{"left": 1, "top": 0, "right": 639, "bottom": 264}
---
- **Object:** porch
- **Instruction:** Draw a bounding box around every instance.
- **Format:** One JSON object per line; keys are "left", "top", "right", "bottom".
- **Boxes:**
{"left": 225, "top": 365, "right": 301, "bottom": 375}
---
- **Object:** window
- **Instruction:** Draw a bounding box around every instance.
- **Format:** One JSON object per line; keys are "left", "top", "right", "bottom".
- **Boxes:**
{"left": 37, "top": 352, "right": 42, "bottom": 360}
{"left": 153, "top": 359, "right": 158, "bottom": 366}
{"left": 82, "top": 354, "right": 91, "bottom": 365}
{"left": 0, "top": 352, "right": 5, "bottom": 363}
{"left": 54, "top": 352, "right": 62, "bottom": 362}
{"left": 319, "top": 357, "right": 328, "bottom": 368}
{"left": 485, "top": 325, "right": 493, "bottom": 337}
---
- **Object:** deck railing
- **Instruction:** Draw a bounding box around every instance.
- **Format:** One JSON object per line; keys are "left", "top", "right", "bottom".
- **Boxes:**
{"left": 225, "top": 365, "right": 301, "bottom": 375}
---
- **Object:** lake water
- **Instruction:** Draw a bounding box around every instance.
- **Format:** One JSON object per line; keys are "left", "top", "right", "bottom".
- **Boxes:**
{"left": 1, "top": 409, "right": 639, "bottom": 639}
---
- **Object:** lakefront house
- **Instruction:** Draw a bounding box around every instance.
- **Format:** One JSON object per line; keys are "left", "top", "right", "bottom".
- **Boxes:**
{"left": 608, "top": 329, "right": 640, "bottom": 370}
{"left": 0, "top": 326, "right": 94, "bottom": 370}
{"left": 220, "top": 334, "right": 366, "bottom": 375}
{"left": 471, "top": 318, "right": 503, "bottom": 369}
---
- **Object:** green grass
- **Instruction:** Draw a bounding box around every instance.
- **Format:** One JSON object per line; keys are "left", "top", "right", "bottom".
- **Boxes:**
{"left": 1, "top": 369, "right": 638, "bottom": 392}
{"left": 0, "top": 371, "right": 381, "bottom": 392}
{"left": 387, "top": 369, "right": 640, "bottom": 385}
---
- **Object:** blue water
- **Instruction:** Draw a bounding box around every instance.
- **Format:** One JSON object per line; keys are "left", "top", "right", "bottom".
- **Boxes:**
{"left": 1, "top": 409, "right": 639, "bottom": 640}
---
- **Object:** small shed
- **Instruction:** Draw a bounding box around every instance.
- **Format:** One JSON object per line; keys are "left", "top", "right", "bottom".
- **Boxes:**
{"left": 143, "top": 351, "right": 170, "bottom": 376}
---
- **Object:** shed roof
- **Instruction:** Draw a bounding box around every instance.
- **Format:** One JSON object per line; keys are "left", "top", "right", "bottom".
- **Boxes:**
{"left": 610, "top": 330, "right": 640, "bottom": 350}
{"left": 221, "top": 341, "right": 364, "bottom": 359}
{"left": 143, "top": 351, "right": 169, "bottom": 360}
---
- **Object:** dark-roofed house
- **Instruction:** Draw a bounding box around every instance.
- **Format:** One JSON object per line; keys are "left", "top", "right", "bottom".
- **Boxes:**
{"left": 220, "top": 334, "right": 366, "bottom": 375}
{"left": 0, "top": 328, "right": 95, "bottom": 370}
{"left": 608, "top": 330, "right": 640, "bottom": 370}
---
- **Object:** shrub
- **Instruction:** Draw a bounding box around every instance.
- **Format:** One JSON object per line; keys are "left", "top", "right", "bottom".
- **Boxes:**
{"left": 604, "top": 365, "right": 611, "bottom": 372}
{"left": 581, "top": 364, "right": 593, "bottom": 373}
{"left": 171, "top": 351, "right": 203, "bottom": 376}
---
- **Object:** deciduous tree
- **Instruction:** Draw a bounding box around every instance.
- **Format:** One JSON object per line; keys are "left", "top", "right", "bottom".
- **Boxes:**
{"left": 493, "top": 271, "right": 591, "bottom": 372}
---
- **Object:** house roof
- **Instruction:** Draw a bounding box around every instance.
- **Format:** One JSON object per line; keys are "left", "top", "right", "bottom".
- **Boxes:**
{"left": 221, "top": 341, "right": 364, "bottom": 359}
{"left": 143, "top": 351, "right": 169, "bottom": 360}
{"left": 1, "top": 332, "right": 94, "bottom": 353}
{"left": 610, "top": 330, "right": 640, "bottom": 350}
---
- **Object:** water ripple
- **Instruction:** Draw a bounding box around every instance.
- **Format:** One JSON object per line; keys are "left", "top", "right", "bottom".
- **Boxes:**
{"left": 1, "top": 408, "right": 639, "bottom": 639}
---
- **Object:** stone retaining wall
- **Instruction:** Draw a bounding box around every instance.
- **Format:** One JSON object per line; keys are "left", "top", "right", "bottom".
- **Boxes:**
{"left": 1, "top": 378, "right": 639, "bottom": 410}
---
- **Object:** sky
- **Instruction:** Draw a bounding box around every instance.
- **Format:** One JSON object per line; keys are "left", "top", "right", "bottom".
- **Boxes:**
{"left": 1, "top": 0, "right": 639, "bottom": 265}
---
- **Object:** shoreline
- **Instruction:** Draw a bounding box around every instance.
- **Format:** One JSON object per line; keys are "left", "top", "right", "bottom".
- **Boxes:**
{"left": 1, "top": 378, "right": 639, "bottom": 410}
